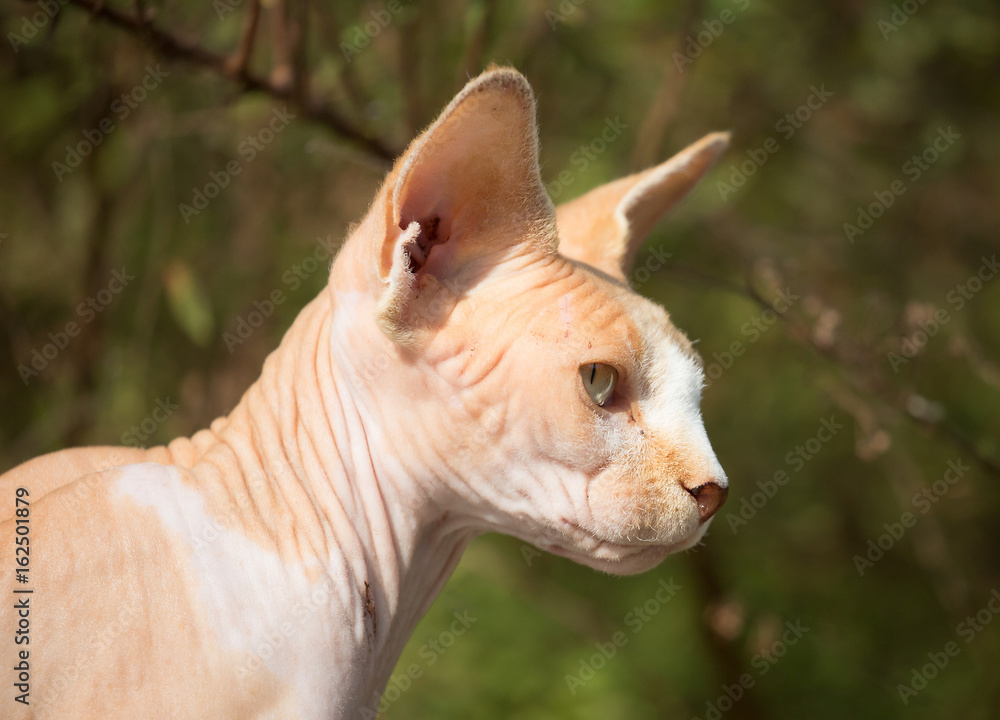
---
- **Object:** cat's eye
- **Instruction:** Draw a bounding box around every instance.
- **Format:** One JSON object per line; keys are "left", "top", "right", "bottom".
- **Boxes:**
{"left": 580, "top": 363, "right": 618, "bottom": 407}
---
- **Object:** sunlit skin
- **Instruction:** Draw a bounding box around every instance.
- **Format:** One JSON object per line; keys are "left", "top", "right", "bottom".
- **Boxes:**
{"left": 1, "top": 68, "right": 728, "bottom": 719}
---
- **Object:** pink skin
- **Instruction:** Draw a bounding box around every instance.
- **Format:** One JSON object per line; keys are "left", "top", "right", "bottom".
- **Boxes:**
{"left": 0, "top": 68, "right": 729, "bottom": 719}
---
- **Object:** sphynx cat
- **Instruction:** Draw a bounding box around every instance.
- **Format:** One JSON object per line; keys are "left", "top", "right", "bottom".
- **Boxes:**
{"left": 1, "top": 67, "right": 729, "bottom": 719}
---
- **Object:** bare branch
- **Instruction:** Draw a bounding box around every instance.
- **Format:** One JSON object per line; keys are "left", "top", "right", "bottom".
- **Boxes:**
{"left": 629, "top": 0, "right": 704, "bottom": 171}
{"left": 269, "top": 0, "right": 293, "bottom": 91}
{"left": 659, "top": 259, "right": 1000, "bottom": 479}
{"left": 314, "top": 5, "right": 374, "bottom": 117}
{"left": 396, "top": 13, "right": 423, "bottom": 137}
{"left": 459, "top": 0, "right": 498, "bottom": 82}
{"left": 224, "top": 0, "right": 261, "bottom": 79}
{"left": 47, "top": 0, "right": 399, "bottom": 162}
{"left": 288, "top": 0, "right": 310, "bottom": 103}
{"left": 687, "top": 548, "right": 767, "bottom": 720}
{"left": 266, "top": 0, "right": 308, "bottom": 102}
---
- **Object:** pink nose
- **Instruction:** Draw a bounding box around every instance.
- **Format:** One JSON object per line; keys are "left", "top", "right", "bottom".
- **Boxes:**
{"left": 686, "top": 482, "right": 728, "bottom": 523}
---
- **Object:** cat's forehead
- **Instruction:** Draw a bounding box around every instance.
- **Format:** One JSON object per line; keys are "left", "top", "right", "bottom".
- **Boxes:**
{"left": 625, "top": 292, "right": 701, "bottom": 369}
{"left": 566, "top": 261, "right": 701, "bottom": 366}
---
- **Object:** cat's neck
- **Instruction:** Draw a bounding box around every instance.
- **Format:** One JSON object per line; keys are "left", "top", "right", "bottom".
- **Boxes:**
{"left": 165, "top": 284, "right": 476, "bottom": 711}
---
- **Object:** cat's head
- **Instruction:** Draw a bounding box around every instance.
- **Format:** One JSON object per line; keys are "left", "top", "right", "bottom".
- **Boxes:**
{"left": 332, "top": 67, "right": 728, "bottom": 574}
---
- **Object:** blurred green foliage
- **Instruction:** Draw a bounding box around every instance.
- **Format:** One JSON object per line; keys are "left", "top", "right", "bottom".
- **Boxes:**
{"left": 2, "top": 0, "right": 999, "bottom": 717}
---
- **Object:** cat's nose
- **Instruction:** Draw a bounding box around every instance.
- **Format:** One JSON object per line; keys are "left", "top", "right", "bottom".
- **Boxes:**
{"left": 686, "top": 481, "right": 728, "bottom": 523}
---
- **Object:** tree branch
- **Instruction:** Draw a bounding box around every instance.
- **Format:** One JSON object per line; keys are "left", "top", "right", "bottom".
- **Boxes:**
{"left": 660, "top": 259, "right": 1000, "bottom": 480}
{"left": 224, "top": 0, "right": 260, "bottom": 79}
{"left": 47, "top": 0, "right": 399, "bottom": 162}
{"left": 396, "top": 12, "right": 423, "bottom": 137}
{"left": 459, "top": 0, "right": 498, "bottom": 83}
{"left": 629, "top": 0, "right": 703, "bottom": 171}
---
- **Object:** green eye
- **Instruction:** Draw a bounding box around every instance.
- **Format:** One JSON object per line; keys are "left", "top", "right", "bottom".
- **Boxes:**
{"left": 580, "top": 363, "right": 618, "bottom": 407}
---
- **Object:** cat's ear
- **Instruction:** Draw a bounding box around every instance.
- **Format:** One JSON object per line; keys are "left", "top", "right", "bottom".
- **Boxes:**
{"left": 555, "top": 132, "right": 729, "bottom": 281}
{"left": 368, "top": 66, "right": 556, "bottom": 344}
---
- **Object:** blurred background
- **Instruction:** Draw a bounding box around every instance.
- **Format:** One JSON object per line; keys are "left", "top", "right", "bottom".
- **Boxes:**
{"left": 2, "top": 0, "right": 999, "bottom": 717}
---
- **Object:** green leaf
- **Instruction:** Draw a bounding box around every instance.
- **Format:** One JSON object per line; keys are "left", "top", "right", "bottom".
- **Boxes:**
{"left": 164, "top": 260, "right": 214, "bottom": 347}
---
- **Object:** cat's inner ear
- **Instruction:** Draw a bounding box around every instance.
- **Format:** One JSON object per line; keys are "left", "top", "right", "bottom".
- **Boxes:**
{"left": 374, "top": 67, "right": 557, "bottom": 343}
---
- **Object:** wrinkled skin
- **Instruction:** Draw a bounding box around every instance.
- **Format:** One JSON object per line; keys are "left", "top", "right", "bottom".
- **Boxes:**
{"left": 0, "top": 68, "right": 728, "bottom": 719}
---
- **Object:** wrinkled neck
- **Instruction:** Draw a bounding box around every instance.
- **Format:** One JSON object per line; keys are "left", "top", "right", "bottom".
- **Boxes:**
{"left": 168, "top": 286, "right": 475, "bottom": 707}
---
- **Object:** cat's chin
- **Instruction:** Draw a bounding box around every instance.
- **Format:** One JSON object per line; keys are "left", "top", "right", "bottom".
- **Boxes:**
{"left": 572, "top": 543, "right": 674, "bottom": 575}
{"left": 539, "top": 523, "right": 708, "bottom": 576}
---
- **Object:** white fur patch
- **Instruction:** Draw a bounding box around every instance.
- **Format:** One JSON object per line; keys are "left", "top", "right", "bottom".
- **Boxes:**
{"left": 116, "top": 464, "right": 356, "bottom": 719}
{"left": 628, "top": 302, "right": 728, "bottom": 488}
